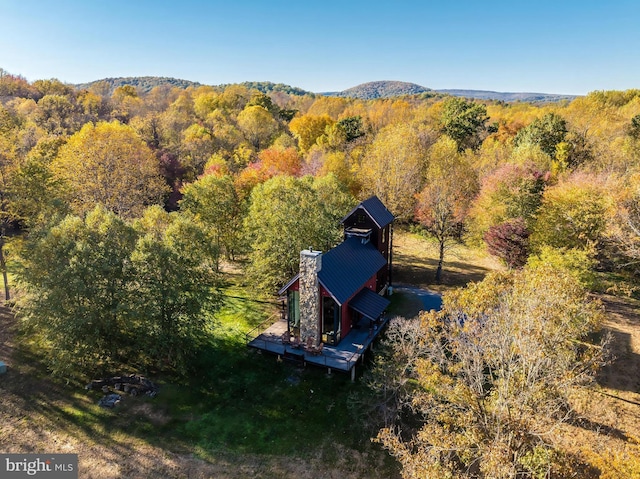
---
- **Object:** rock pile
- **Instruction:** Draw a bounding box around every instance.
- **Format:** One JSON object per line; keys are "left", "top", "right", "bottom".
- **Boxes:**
{"left": 87, "top": 374, "right": 159, "bottom": 407}
{"left": 98, "top": 394, "right": 122, "bottom": 408}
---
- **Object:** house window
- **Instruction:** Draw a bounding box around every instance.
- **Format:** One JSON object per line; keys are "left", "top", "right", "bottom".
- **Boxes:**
{"left": 322, "top": 296, "right": 341, "bottom": 345}
{"left": 288, "top": 290, "right": 300, "bottom": 331}
{"left": 357, "top": 213, "right": 366, "bottom": 224}
{"left": 382, "top": 226, "right": 386, "bottom": 243}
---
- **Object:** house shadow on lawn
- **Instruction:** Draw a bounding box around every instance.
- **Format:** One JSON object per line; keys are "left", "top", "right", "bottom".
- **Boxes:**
{"left": 393, "top": 252, "right": 494, "bottom": 292}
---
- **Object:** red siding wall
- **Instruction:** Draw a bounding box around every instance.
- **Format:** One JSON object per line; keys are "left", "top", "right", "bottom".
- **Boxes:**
{"left": 341, "top": 274, "right": 377, "bottom": 339}
{"left": 288, "top": 274, "right": 378, "bottom": 345}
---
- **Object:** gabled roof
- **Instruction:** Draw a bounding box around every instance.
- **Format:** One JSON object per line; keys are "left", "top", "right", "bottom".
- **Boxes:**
{"left": 349, "top": 287, "right": 390, "bottom": 320}
{"left": 318, "top": 236, "right": 387, "bottom": 305}
{"left": 341, "top": 195, "right": 394, "bottom": 229}
{"left": 277, "top": 273, "right": 299, "bottom": 296}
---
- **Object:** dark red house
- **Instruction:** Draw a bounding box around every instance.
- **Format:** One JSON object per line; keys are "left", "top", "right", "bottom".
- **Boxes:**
{"left": 278, "top": 196, "right": 394, "bottom": 347}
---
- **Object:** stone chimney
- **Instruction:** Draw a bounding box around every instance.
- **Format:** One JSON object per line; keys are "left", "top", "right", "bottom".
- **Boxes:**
{"left": 299, "top": 249, "right": 321, "bottom": 346}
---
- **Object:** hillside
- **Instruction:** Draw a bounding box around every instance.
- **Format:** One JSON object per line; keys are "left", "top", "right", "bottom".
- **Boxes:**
{"left": 320, "top": 80, "right": 577, "bottom": 102}
{"left": 72, "top": 76, "right": 577, "bottom": 103}
{"left": 324, "top": 80, "right": 432, "bottom": 99}
{"left": 75, "top": 76, "right": 201, "bottom": 94}
{"left": 238, "top": 81, "right": 313, "bottom": 96}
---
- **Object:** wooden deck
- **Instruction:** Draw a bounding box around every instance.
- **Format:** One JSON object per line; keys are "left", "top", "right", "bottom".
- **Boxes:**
{"left": 247, "top": 315, "right": 392, "bottom": 380}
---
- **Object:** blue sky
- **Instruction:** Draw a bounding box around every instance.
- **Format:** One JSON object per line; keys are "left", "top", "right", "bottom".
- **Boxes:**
{"left": 1, "top": 0, "right": 638, "bottom": 95}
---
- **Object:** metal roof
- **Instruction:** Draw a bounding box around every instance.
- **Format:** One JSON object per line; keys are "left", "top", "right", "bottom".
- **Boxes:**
{"left": 318, "top": 236, "right": 387, "bottom": 305}
{"left": 341, "top": 195, "right": 394, "bottom": 229}
{"left": 349, "top": 287, "right": 390, "bottom": 320}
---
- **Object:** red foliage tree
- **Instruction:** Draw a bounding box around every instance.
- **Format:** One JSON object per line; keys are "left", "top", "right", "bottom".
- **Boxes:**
{"left": 484, "top": 218, "right": 530, "bottom": 269}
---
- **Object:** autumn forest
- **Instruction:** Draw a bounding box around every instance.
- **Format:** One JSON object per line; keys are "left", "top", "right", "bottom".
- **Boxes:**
{"left": 1, "top": 69, "right": 640, "bottom": 478}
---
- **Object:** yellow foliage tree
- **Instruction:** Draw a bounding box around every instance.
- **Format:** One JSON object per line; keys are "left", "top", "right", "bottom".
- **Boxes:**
{"left": 358, "top": 123, "right": 426, "bottom": 220}
{"left": 52, "top": 121, "right": 167, "bottom": 217}
{"left": 289, "top": 114, "right": 334, "bottom": 153}
{"left": 372, "top": 265, "right": 605, "bottom": 479}
{"left": 237, "top": 105, "right": 279, "bottom": 150}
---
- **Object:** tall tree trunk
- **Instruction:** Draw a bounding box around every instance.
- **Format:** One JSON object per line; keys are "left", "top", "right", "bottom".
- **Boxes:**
{"left": 0, "top": 236, "right": 9, "bottom": 301}
{"left": 435, "top": 238, "right": 445, "bottom": 284}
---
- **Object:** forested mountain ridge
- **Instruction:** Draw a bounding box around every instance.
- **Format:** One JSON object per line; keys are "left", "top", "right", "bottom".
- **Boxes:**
{"left": 236, "top": 81, "right": 313, "bottom": 96}
{"left": 75, "top": 76, "right": 202, "bottom": 94}
{"left": 323, "top": 80, "right": 578, "bottom": 102}
{"left": 72, "top": 75, "right": 576, "bottom": 103}
{"left": 75, "top": 77, "right": 313, "bottom": 97}
{"left": 436, "top": 88, "right": 578, "bottom": 103}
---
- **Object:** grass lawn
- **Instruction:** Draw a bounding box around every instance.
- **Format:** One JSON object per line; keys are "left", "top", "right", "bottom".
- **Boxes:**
{"left": 392, "top": 227, "right": 504, "bottom": 294}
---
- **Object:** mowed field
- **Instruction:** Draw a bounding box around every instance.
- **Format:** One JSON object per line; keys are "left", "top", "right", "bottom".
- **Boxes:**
{"left": 0, "top": 230, "right": 639, "bottom": 478}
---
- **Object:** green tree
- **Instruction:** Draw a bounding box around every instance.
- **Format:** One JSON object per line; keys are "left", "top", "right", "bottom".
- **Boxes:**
{"left": 514, "top": 112, "right": 568, "bottom": 158}
{"left": 17, "top": 205, "right": 221, "bottom": 377}
{"left": 17, "top": 207, "right": 137, "bottom": 376}
{"left": 322, "top": 115, "right": 366, "bottom": 149}
{"left": 131, "top": 207, "right": 220, "bottom": 370}
{"left": 244, "top": 175, "right": 352, "bottom": 291}
{"left": 180, "top": 174, "right": 245, "bottom": 262}
{"left": 628, "top": 114, "right": 640, "bottom": 139}
{"left": 440, "top": 97, "right": 489, "bottom": 151}
{"left": 373, "top": 265, "right": 606, "bottom": 479}
{"left": 0, "top": 131, "right": 20, "bottom": 300}
{"left": 52, "top": 121, "right": 168, "bottom": 217}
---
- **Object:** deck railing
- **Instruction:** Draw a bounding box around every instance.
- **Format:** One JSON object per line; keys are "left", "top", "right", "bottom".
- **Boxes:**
{"left": 248, "top": 330, "right": 363, "bottom": 371}
{"left": 244, "top": 312, "right": 282, "bottom": 343}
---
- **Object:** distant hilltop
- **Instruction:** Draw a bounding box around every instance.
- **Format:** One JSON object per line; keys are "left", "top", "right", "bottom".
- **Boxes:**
{"left": 322, "top": 81, "right": 578, "bottom": 102}
{"left": 75, "top": 76, "right": 202, "bottom": 94}
{"left": 321, "top": 81, "right": 432, "bottom": 99}
{"left": 75, "top": 78, "right": 314, "bottom": 96}
{"left": 74, "top": 77, "right": 577, "bottom": 103}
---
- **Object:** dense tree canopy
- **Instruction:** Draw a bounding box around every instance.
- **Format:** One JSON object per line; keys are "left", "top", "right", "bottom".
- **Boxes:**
{"left": 17, "top": 206, "right": 220, "bottom": 377}
{"left": 52, "top": 121, "right": 168, "bottom": 217}
{"left": 439, "top": 96, "right": 489, "bottom": 151}
{"left": 359, "top": 122, "right": 426, "bottom": 220}
{"left": 514, "top": 112, "right": 568, "bottom": 157}
{"left": 415, "top": 136, "right": 478, "bottom": 282}
{"left": 179, "top": 173, "right": 244, "bottom": 262}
